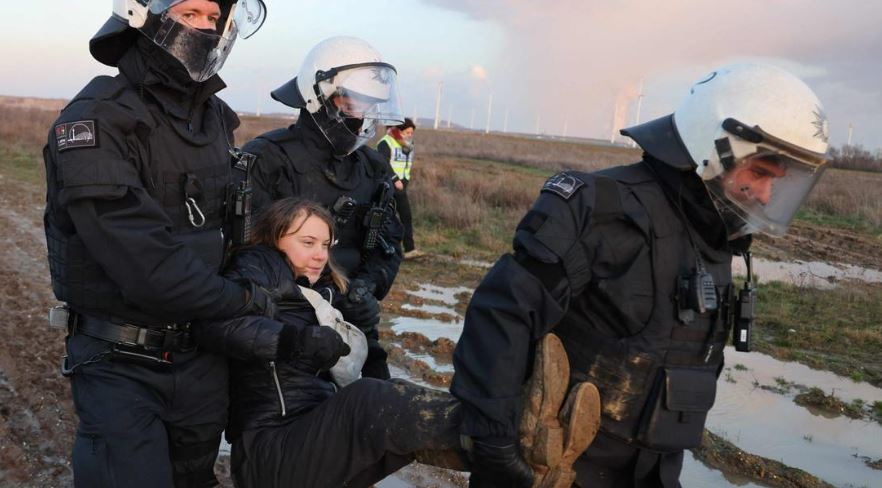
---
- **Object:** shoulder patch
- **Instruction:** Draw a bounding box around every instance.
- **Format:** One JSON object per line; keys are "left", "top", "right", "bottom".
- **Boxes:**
{"left": 541, "top": 172, "right": 585, "bottom": 200}
{"left": 55, "top": 120, "right": 98, "bottom": 152}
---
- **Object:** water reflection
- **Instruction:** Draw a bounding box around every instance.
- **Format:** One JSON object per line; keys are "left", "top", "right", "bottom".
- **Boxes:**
{"left": 732, "top": 257, "right": 882, "bottom": 289}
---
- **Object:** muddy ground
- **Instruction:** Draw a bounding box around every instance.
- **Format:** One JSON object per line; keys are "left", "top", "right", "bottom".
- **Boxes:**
{"left": 1, "top": 167, "right": 881, "bottom": 487}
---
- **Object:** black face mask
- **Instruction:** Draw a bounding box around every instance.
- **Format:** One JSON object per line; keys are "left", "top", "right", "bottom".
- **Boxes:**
{"left": 310, "top": 107, "right": 368, "bottom": 157}
{"left": 161, "top": 26, "right": 224, "bottom": 81}
{"left": 344, "top": 117, "right": 364, "bottom": 133}
{"left": 141, "top": 11, "right": 232, "bottom": 82}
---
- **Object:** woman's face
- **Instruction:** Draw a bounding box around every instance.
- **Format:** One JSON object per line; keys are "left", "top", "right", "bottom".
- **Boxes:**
{"left": 278, "top": 214, "right": 331, "bottom": 284}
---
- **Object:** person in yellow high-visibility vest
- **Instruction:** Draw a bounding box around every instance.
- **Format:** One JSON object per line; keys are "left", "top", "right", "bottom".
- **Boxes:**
{"left": 377, "top": 118, "right": 422, "bottom": 258}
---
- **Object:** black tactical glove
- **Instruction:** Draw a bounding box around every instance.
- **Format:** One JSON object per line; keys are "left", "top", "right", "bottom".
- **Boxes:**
{"left": 361, "top": 342, "right": 391, "bottom": 380}
{"left": 332, "top": 279, "right": 381, "bottom": 332}
{"left": 294, "top": 326, "right": 351, "bottom": 372}
{"left": 238, "top": 279, "right": 301, "bottom": 318}
{"left": 466, "top": 436, "right": 534, "bottom": 488}
{"left": 238, "top": 281, "right": 277, "bottom": 318}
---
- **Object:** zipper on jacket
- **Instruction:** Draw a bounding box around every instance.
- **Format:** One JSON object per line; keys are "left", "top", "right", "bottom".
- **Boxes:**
{"left": 269, "top": 361, "right": 287, "bottom": 417}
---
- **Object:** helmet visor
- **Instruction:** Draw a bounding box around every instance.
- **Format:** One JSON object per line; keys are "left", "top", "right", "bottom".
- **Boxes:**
{"left": 311, "top": 63, "right": 403, "bottom": 156}
{"left": 707, "top": 150, "right": 826, "bottom": 239}
{"left": 317, "top": 64, "right": 403, "bottom": 125}
{"left": 146, "top": 0, "right": 266, "bottom": 37}
{"left": 144, "top": 0, "right": 266, "bottom": 81}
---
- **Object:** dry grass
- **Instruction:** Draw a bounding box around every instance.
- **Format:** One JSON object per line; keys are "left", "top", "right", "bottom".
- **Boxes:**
{"left": 802, "top": 168, "right": 882, "bottom": 231}
{"left": 0, "top": 105, "right": 59, "bottom": 149}
{"left": 406, "top": 156, "right": 546, "bottom": 256}
{"left": 233, "top": 114, "right": 293, "bottom": 146}
{"left": 416, "top": 128, "right": 640, "bottom": 172}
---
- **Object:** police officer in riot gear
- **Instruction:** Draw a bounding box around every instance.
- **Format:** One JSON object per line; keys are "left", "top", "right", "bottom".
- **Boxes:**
{"left": 42, "top": 1, "right": 289, "bottom": 486}
{"left": 242, "top": 36, "right": 406, "bottom": 380}
{"left": 450, "top": 63, "right": 830, "bottom": 487}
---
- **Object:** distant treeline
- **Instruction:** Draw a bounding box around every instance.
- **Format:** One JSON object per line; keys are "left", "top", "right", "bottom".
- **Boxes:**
{"left": 828, "top": 145, "right": 882, "bottom": 173}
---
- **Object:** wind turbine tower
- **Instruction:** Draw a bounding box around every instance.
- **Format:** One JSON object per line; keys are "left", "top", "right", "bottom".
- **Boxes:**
{"left": 433, "top": 81, "right": 443, "bottom": 130}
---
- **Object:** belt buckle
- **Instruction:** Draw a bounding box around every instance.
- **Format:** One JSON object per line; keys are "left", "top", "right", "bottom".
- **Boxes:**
{"left": 161, "top": 325, "right": 195, "bottom": 353}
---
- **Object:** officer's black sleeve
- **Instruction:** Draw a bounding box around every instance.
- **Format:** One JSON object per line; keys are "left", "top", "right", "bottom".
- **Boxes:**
{"left": 54, "top": 100, "right": 247, "bottom": 321}
{"left": 193, "top": 249, "right": 301, "bottom": 361}
{"left": 451, "top": 173, "right": 596, "bottom": 438}
{"left": 245, "top": 138, "right": 294, "bottom": 215}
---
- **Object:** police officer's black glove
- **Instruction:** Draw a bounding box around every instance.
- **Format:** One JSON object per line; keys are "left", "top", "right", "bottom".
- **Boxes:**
{"left": 333, "top": 279, "right": 381, "bottom": 332}
{"left": 239, "top": 280, "right": 277, "bottom": 318}
{"left": 294, "top": 326, "right": 351, "bottom": 371}
{"left": 361, "top": 343, "right": 391, "bottom": 380}
{"left": 238, "top": 279, "right": 301, "bottom": 318}
{"left": 467, "top": 436, "right": 534, "bottom": 488}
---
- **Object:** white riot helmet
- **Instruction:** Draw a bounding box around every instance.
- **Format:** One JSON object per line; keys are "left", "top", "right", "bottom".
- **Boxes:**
{"left": 271, "top": 36, "right": 404, "bottom": 156}
{"left": 91, "top": 0, "right": 266, "bottom": 82}
{"left": 673, "top": 64, "right": 829, "bottom": 239}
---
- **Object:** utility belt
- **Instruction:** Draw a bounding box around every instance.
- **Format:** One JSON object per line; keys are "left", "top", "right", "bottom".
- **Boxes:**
{"left": 51, "top": 306, "right": 195, "bottom": 374}
{"left": 73, "top": 314, "right": 194, "bottom": 352}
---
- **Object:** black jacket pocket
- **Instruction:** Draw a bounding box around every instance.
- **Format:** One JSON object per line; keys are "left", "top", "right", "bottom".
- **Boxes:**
{"left": 637, "top": 367, "right": 716, "bottom": 451}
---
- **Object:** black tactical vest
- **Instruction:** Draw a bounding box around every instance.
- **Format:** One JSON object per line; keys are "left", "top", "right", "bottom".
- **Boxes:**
{"left": 255, "top": 129, "right": 387, "bottom": 274}
{"left": 44, "top": 75, "right": 234, "bottom": 325}
{"left": 554, "top": 163, "right": 734, "bottom": 452}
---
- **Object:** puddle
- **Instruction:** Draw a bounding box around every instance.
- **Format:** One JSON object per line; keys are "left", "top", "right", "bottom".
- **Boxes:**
{"left": 732, "top": 257, "right": 882, "bottom": 289}
{"left": 458, "top": 258, "right": 493, "bottom": 269}
{"left": 708, "top": 347, "right": 882, "bottom": 488}
{"left": 404, "top": 352, "right": 454, "bottom": 373}
{"left": 406, "top": 284, "right": 472, "bottom": 306}
{"left": 725, "top": 349, "right": 882, "bottom": 404}
{"left": 402, "top": 302, "right": 461, "bottom": 317}
{"left": 681, "top": 451, "right": 765, "bottom": 487}
{"left": 389, "top": 316, "right": 464, "bottom": 343}
{"left": 376, "top": 475, "right": 412, "bottom": 488}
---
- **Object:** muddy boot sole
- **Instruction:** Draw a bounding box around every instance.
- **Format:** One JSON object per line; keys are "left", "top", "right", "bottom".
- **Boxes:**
{"left": 519, "top": 334, "right": 570, "bottom": 479}
{"left": 536, "top": 382, "right": 601, "bottom": 488}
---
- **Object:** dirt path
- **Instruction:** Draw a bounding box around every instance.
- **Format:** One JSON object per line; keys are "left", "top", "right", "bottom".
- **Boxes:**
{"left": 0, "top": 174, "right": 72, "bottom": 486}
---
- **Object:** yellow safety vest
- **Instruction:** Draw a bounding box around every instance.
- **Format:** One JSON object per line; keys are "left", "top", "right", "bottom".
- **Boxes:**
{"left": 379, "top": 134, "right": 413, "bottom": 180}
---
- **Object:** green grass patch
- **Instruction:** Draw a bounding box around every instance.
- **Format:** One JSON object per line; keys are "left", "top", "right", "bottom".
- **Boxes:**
{"left": 0, "top": 143, "right": 44, "bottom": 186}
{"left": 751, "top": 280, "right": 882, "bottom": 387}
{"left": 795, "top": 208, "right": 882, "bottom": 237}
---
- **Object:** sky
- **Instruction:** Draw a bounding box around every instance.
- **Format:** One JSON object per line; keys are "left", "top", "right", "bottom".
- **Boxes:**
{"left": 2, "top": 1, "right": 880, "bottom": 150}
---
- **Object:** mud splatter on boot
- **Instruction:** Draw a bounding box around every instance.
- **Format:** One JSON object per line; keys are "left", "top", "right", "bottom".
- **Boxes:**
{"left": 519, "top": 334, "right": 601, "bottom": 488}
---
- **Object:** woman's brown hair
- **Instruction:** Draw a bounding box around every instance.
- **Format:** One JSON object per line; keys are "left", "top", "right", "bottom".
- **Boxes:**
{"left": 249, "top": 198, "right": 349, "bottom": 293}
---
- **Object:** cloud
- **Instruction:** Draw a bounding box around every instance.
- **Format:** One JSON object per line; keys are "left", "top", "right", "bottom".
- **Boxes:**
{"left": 424, "top": 0, "right": 882, "bottom": 147}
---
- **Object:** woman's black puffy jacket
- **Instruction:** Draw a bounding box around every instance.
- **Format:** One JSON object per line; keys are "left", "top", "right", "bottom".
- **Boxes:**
{"left": 194, "top": 245, "right": 336, "bottom": 440}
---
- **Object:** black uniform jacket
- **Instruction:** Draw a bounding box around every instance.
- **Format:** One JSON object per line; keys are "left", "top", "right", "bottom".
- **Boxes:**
{"left": 43, "top": 38, "right": 246, "bottom": 324}
{"left": 451, "top": 157, "right": 741, "bottom": 442}
{"left": 242, "top": 114, "right": 402, "bottom": 299}
{"left": 194, "top": 245, "right": 336, "bottom": 441}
